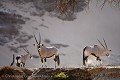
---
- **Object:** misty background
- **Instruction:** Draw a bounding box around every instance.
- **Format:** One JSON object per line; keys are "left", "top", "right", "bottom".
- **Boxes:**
{"left": 0, "top": 0, "right": 120, "bottom": 68}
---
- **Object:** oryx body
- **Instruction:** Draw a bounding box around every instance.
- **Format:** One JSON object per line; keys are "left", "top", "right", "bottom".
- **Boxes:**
{"left": 15, "top": 53, "right": 32, "bottom": 67}
{"left": 38, "top": 45, "right": 57, "bottom": 58}
{"left": 83, "top": 39, "right": 111, "bottom": 66}
{"left": 10, "top": 48, "right": 32, "bottom": 67}
{"left": 33, "top": 33, "right": 60, "bottom": 68}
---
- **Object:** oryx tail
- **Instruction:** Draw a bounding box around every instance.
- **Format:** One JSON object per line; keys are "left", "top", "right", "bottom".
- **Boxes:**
{"left": 10, "top": 54, "right": 15, "bottom": 66}
{"left": 55, "top": 54, "right": 60, "bottom": 66}
{"left": 83, "top": 47, "right": 87, "bottom": 66}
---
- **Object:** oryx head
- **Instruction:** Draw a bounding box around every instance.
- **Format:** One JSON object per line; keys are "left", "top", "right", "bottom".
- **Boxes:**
{"left": 97, "top": 38, "right": 111, "bottom": 56}
{"left": 33, "top": 33, "right": 44, "bottom": 49}
{"left": 23, "top": 48, "right": 33, "bottom": 59}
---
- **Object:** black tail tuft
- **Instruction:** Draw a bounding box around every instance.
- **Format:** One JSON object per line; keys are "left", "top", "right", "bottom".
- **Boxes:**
{"left": 83, "top": 47, "right": 87, "bottom": 66}
{"left": 55, "top": 55, "right": 60, "bottom": 66}
{"left": 10, "top": 54, "right": 15, "bottom": 66}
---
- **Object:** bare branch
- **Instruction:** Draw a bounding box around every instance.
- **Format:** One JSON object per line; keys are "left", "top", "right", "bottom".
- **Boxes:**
{"left": 101, "top": 0, "right": 107, "bottom": 10}
{"left": 56, "top": 0, "right": 120, "bottom": 14}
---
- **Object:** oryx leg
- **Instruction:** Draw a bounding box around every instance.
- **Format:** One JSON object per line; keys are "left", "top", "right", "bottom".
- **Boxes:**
{"left": 20, "top": 63, "right": 23, "bottom": 67}
{"left": 54, "top": 55, "right": 57, "bottom": 68}
{"left": 96, "top": 57, "right": 102, "bottom": 66}
{"left": 41, "top": 58, "right": 44, "bottom": 68}
{"left": 44, "top": 58, "right": 47, "bottom": 68}
{"left": 84, "top": 56, "right": 89, "bottom": 66}
{"left": 16, "top": 63, "right": 20, "bottom": 67}
{"left": 19, "top": 62, "right": 24, "bottom": 67}
{"left": 91, "top": 53, "right": 102, "bottom": 62}
{"left": 23, "top": 63, "right": 25, "bottom": 67}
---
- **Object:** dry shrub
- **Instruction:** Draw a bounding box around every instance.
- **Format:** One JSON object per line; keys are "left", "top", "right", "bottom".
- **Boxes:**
{"left": 56, "top": 0, "right": 78, "bottom": 14}
{"left": 56, "top": 0, "right": 120, "bottom": 14}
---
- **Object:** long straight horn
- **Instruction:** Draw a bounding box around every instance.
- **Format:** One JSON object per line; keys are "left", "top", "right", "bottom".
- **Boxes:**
{"left": 33, "top": 33, "right": 38, "bottom": 44}
{"left": 103, "top": 38, "right": 108, "bottom": 49}
{"left": 25, "top": 48, "right": 30, "bottom": 54}
{"left": 23, "top": 48, "right": 30, "bottom": 54}
{"left": 39, "top": 33, "right": 41, "bottom": 44}
{"left": 97, "top": 39, "right": 105, "bottom": 49}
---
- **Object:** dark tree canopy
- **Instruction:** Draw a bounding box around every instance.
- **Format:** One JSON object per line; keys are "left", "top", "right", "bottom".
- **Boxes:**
{"left": 56, "top": 0, "right": 120, "bottom": 14}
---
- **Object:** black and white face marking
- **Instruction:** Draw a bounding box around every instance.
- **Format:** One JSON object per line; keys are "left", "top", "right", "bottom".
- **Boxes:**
{"left": 37, "top": 44, "right": 41, "bottom": 48}
{"left": 37, "top": 44, "right": 44, "bottom": 49}
{"left": 105, "top": 49, "right": 111, "bottom": 56}
{"left": 106, "top": 53, "right": 109, "bottom": 56}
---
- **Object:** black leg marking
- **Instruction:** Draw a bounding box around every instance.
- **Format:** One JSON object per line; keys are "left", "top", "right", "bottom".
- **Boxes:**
{"left": 54, "top": 57, "right": 57, "bottom": 62}
{"left": 41, "top": 59, "right": 43, "bottom": 63}
{"left": 41, "top": 59, "right": 44, "bottom": 68}
{"left": 84, "top": 56, "right": 88, "bottom": 62}
{"left": 91, "top": 53, "right": 101, "bottom": 61}
{"left": 44, "top": 58, "right": 46, "bottom": 62}
{"left": 44, "top": 58, "right": 47, "bottom": 68}
{"left": 23, "top": 63, "right": 25, "bottom": 67}
{"left": 16, "top": 63, "right": 20, "bottom": 67}
{"left": 91, "top": 53, "right": 98, "bottom": 57}
{"left": 96, "top": 57, "right": 101, "bottom": 61}
{"left": 85, "top": 56, "right": 88, "bottom": 61}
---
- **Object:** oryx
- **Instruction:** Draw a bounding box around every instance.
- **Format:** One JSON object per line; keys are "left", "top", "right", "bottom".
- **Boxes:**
{"left": 33, "top": 33, "right": 60, "bottom": 68}
{"left": 10, "top": 48, "right": 32, "bottom": 67}
{"left": 83, "top": 38, "right": 111, "bottom": 66}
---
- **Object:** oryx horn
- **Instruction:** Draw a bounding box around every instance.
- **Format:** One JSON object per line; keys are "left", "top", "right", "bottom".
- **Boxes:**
{"left": 23, "top": 48, "right": 30, "bottom": 54}
{"left": 39, "top": 33, "right": 41, "bottom": 44}
{"left": 33, "top": 33, "right": 38, "bottom": 44}
{"left": 97, "top": 39, "right": 105, "bottom": 49}
{"left": 103, "top": 38, "right": 108, "bottom": 49}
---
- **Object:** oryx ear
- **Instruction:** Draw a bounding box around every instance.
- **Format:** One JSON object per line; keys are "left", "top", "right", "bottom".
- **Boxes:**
{"left": 30, "top": 55, "right": 33, "bottom": 59}
{"left": 33, "top": 44, "right": 35, "bottom": 46}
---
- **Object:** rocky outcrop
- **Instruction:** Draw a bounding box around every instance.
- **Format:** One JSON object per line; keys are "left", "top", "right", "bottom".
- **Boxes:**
{"left": 28, "top": 66, "right": 120, "bottom": 80}
{"left": 0, "top": 66, "right": 33, "bottom": 80}
{"left": 0, "top": 66, "right": 120, "bottom": 80}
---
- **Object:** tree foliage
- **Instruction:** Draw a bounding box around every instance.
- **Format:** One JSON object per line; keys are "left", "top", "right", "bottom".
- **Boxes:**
{"left": 56, "top": 0, "right": 120, "bottom": 14}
